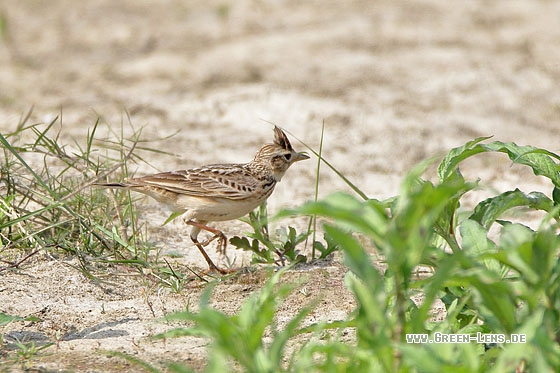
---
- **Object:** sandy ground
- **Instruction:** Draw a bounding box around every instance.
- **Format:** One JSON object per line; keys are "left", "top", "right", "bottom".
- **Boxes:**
{"left": 1, "top": 0, "right": 560, "bottom": 371}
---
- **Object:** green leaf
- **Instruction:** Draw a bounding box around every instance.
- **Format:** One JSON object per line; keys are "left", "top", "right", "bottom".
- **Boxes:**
{"left": 552, "top": 186, "right": 560, "bottom": 205}
{"left": 229, "top": 236, "right": 257, "bottom": 251}
{"left": 163, "top": 211, "right": 184, "bottom": 225}
{"left": 0, "top": 312, "right": 23, "bottom": 326}
{"left": 493, "top": 223, "right": 539, "bottom": 285}
{"left": 388, "top": 165, "right": 476, "bottom": 274}
{"left": 467, "top": 271, "right": 517, "bottom": 333}
{"left": 491, "top": 309, "right": 552, "bottom": 372}
{"left": 470, "top": 189, "right": 554, "bottom": 229}
{"left": 460, "top": 219, "right": 501, "bottom": 274}
{"left": 438, "top": 139, "right": 560, "bottom": 187}
{"left": 313, "top": 231, "right": 340, "bottom": 259}
{"left": 281, "top": 192, "right": 389, "bottom": 244}
{"left": 155, "top": 269, "right": 307, "bottom": 372}
{"left": 437, "top": 136, "right": 493, "bottom": 181}
{"left": 325, "top": 225, "right": 382, "bottom": 287}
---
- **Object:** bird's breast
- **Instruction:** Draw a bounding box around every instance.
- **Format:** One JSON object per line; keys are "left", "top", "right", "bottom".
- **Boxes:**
{"left": 181, "top": 183, "right": 276, "bottom": 222}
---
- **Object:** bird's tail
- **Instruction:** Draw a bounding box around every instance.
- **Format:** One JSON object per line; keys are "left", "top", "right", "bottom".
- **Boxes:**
{"left": 92, "top": 182, "right": 130, "bottom": 189}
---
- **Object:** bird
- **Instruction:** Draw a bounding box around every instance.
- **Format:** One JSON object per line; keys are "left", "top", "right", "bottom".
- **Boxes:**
{"left": 95, "top": 126, "right": 309, "bottom": 273}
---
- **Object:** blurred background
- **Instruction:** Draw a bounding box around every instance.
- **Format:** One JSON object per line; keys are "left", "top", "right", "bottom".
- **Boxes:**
{"left": 1, "top": 0, "right": 559, "bottom": 201}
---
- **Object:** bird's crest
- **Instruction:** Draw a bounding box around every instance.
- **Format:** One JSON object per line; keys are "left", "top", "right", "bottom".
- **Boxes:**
{"left": 273, "top": 126, "right": 294, "bottom": 152}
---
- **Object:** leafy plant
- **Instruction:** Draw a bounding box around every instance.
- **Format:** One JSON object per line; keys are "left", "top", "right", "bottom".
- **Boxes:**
{"left": 155, "top": 268, "right": 315, "bottom": 372}
{"left": 0, "top": 312, "right": 40, "bottom": 326}
{"left": 291, "top": 138, "right": 560, "bottom": 371}
{"left": 12, "top": 339, "right": 53, "bottom": 366}
{"left": 0, "top": 312, "right": 48, "bottom": 370}
{"left": 230, "top": 201, "right": 310, "bottom": 265}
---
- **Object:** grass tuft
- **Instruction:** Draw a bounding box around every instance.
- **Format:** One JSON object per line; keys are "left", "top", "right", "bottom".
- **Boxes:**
{"left": 0, "top": 111, "right": 159, "bottom": 275}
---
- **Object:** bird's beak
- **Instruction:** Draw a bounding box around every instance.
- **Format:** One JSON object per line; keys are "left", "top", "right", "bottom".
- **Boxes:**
{"left": 294, "top": 152, "right": 310, "bottom": 162}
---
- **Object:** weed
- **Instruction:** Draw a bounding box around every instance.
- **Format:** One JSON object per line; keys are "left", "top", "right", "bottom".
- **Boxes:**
{"left": 156, "top": 268, "right": 315, "bottom": 372}
{"left": 290, "top": 137, "right": 560, "bottom": 371}
{"left": 230, "top": 201, "right": 310, "bottom": 265}
{"left": 0, "top": 312, "right": 50, "bottom": 369}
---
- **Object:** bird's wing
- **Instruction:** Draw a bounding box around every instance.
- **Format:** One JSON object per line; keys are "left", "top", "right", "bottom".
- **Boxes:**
{"left": 126, "top": 165, "right": 270, "bottom": 200}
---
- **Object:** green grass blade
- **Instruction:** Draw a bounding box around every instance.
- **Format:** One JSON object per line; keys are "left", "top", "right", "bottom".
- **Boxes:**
{"left": 280, "top": 192, "right": 389, "bottom": 243}
{"left": 101, "top": 350, "right": 160, "bottom": 373}
{"left": 309, "top": 121, "right": 325, "bottom": 259}
{"left": 0, "top": 132, "right": 61, "bottom": 203}
{"left": 261, "top": 121, "right": 368, "bottom": 200}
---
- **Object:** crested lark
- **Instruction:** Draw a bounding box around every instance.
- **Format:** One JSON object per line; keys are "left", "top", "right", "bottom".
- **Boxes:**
{"left": 96, "top": 126, "right": 309, "bottom": 273}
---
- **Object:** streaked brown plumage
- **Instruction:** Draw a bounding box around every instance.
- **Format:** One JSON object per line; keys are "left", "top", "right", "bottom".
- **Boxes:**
{"left": 96, "top": 126, "right": 308, "bottom": 273}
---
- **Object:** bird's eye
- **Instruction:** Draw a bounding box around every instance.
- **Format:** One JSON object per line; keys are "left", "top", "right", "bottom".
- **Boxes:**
{"left": 283, "top": 153, "right": 292, "bottom": 161}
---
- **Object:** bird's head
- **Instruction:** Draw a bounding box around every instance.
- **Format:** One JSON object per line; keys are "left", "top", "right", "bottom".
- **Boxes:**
{"left": 252, "top": 126, "right": 309, "bottom": 181}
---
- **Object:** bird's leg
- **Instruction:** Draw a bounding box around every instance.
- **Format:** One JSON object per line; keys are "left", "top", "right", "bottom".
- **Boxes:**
{"left": 185, "top": 219, "right": 231, "bottom": 274}
{"left": 186, "top": 220, "right": 228, "bottom": 255}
